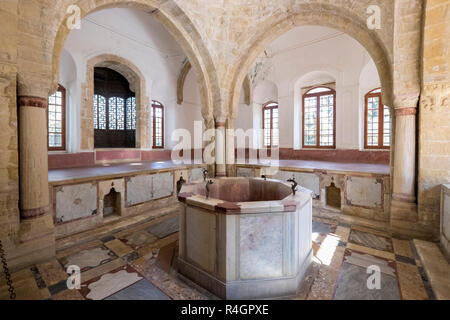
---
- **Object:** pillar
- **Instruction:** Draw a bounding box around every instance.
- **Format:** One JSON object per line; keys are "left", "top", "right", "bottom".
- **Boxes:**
{"left": 391, "top": 106, "right": 418, "bottom": 223}
{"left": 215, "top": 116, "right": 226, "bottom": 177}
{"left": 226, "top": 117, "right": 236, "bottom": 176}
{"left": 13, "top": 94, "right": 55, "bottom": 268}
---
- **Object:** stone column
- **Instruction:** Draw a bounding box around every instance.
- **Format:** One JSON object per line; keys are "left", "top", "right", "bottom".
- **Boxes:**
{"left": 18, "top": 96, "right": 50, "bottom": 218}
{"left": 391, "top": 106, "right": 418, "bottom": 222}
{"left": 215, "top": 116, "right": 226, "bottom": 177}
{"left": 203, "top": 116, "right": 215, "bottom": 178}
{"left": 226, "top": 117, "right": 236, "bottom": 176}
{"left": 15, "top": 93, "right": 55, "bottom": 267}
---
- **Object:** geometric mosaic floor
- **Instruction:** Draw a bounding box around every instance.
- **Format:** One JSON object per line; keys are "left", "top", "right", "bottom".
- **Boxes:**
{"left": 0, "top": 214, "right": 436, "bottom": 300}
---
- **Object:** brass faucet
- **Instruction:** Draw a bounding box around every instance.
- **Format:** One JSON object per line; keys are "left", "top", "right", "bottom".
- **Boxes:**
{"left": 176, "top": 176, "right": 186, "bottom": 195}
{"left": 203, "top": 169, "right": 208, "bottom": 182}
{"left": 206, "top": 180, "right": 214, "bottom": 199}
{"left": 261, "top": 175, "right": 267, "bottom": 180}
{"left": 287, "top": 178, "right": 298, "bottom": 195}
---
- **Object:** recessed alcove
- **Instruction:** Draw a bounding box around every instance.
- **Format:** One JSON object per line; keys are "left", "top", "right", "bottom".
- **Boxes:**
{"left": 326, "top": 182, "right": 341, "bottom": 210}
{"left": 103, "top": 188, "right": 121, "bottom": 218}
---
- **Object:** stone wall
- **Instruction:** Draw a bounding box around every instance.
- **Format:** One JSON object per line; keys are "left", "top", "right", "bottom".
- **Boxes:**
{"left": 418, "top": 0, "right": 450, "bottom": 232}
{"left": 0, "top": 0, "right": 19, "bottom": 247}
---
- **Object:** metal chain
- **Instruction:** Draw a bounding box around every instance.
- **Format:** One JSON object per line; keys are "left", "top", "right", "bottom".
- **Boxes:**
{"left": 0, "top": 240, "right": 16, "bottom": 300}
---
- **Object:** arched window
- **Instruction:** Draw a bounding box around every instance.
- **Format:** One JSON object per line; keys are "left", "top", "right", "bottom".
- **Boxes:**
{"left": 93, "top": 67, "right": 136, "bottom": 148}
{"left": 302, "top": 87, "right": 336, "bottom": 148}
{"left": 48, "top": 84, "right": 66, "bottom": 151}
{"left": 262, "top": 102, "right": 279, "bottom": 148}
{"left": 365, "top": 88, "right": 390, "bottom": 149}
{"left": 152, "top": 100, "right": 164, "bottom": 149}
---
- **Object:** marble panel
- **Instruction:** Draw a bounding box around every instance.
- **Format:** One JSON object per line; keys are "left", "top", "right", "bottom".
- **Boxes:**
{"left": 105, "top": 279, "right": 170, "bottom": 300}
{"left": 119, "top": 230, "right": 157, "bottom": 249}
{"left": 126, "top": 174, "right": 152, "bottom": 206}
{"left": 239, "top": 214, "right": 283, "bottom": 279}
{"left": 334, "top": 262, "right": 400, "bottom": 300}
{"left": 272, "top": 170, "right": 292, "bottom": 182}
{"left": 55, "top": 183, "right": 97, "bottom": 223}
{"left": 83, "top": 266, "right": 143, "bottom": 300}
{"left": 312, "top": 221, "right": 336, "bottom": 235}
{"left": 349, "top": 230, "right": 393, "bottom": 252}
{"left": 346, "top": 176, "right": 382, "bottom": 208}
{"left": 294, "top": 172, "right": 320, "bottom": 198}
{"left": 104, "top": 239, "right": 134, "bottom": 257}
{"left": 189, "top": 168, "right": 204, "bottom": 182}
{"left": 147, "top": 215, "right": 179, "bottom": 239}
{"left": 61, "top": 246, "right": 116, "bottom": 272}
{"left": 272, "top": 171, "right": 319, "bottom": 198}
{"left": 152, "top": 172, "right": 173, "bottom": 199}
{"left": 185, "top": 207, "right": 216, "bottom": 273}
{"left": 237, "top": 167, "right": 254, "bottom": 177}
{"left": 344, "top": 250, "right": 396, "bottom": 276}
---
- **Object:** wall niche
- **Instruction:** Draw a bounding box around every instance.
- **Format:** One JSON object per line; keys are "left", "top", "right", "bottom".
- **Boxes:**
{"left": 326, "top": 182, "right": 341, "bottom": 210}
{"left": 103, "top": 188, "right": 121, "bottom": 217}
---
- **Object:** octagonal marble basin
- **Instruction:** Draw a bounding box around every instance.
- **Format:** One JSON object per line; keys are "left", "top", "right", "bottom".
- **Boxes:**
{"left": 177, "top": 177, "right": 313, "bottom": 300}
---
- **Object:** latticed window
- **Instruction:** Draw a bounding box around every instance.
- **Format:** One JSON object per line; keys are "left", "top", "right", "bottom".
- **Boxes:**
{"left": 126, "top": 97, "right": 136, "bottom": 130}
{"left": 93, "top": 67, "right": 137, "bottom": 149}
{"left": 365, "top": 88, "right": 390, "bottom": 149}
{"left": 152, "top": 100, "right": 164, "bottom": 149}
{"left": 48, "top": 85, "right": 66, "bottom": 150}
{"left": 93, "top": 95, "right": 136, "bottom": 131}
{"left": 302, "top": 87, "right": 336, "bottom": 148}
{"left": 262, "top": 102, "right": 279, "bottom": 148}
{"left": 93, "top": 94, "right": 107, "bottom": 129}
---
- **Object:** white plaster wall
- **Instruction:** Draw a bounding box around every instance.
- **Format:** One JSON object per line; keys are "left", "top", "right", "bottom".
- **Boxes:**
{"left": 237, "top": 26, "right": 381, "bottom": 150}
{"left": 59, "top": 8, "right": 203, "bottom": 152}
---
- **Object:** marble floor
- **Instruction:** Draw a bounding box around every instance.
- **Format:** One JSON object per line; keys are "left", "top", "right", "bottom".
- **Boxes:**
{"left": 0, "top": 214, "right": 437, "bottom": 300}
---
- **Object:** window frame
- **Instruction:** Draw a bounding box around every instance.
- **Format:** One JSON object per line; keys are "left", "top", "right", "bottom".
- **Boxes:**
{"left": 152, "top": 100, "right": 165, "bottom": 149}
{"left": 302, "top": 86, "right": 336, "bottom": 149}
{"left": 47, "top": 84, "right": 66, "bottom": 151}
{"left": 364, "top": 88, "right": 390, "bottom": 149}
{"left": 262, "top": 101, "right": 279, "bottom": 148}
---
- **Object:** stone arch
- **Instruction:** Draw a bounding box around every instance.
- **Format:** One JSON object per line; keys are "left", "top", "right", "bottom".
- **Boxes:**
{"left": 50, "top": 0, "right": 218, "bottom": 124}
{"left": 177, "top": 61, "right": 251, "bottom": 107}
{"left": 81, "top": 54, "right": 150, "bottom": 150}
{"left": 177, "top": 60, "right": 192, "bottom": 105}
{"left": 242, "top": 75, "right": 251, "bottom": 106}
{"left": 228, "top": 5, "right": 394, "bottom": 120}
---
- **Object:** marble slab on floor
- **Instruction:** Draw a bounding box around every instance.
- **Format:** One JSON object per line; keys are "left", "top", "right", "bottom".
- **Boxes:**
{"left": 333, "top": 262, "right": 400, "bottom": 300}
{"left": 147, "top": 216, "right": 179, "bottom": 238}
{"left": 105, "top": 279, "right": 170, "bottom": 300}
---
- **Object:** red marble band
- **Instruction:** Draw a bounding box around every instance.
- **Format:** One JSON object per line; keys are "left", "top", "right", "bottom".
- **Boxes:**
{"left": 392, "top": 192, "right": 416, "bottom": 203}
{"left": 215, "top": 122, "right": 226, "bottom": 128}
{"left": 19, "top": 96, "right": 48, "bottom": 109}
{"left": 20, "top": 205, "right": 50, "bottom": 219}
{"left": 395, "top": 107, "right": 417, "bottom": 116}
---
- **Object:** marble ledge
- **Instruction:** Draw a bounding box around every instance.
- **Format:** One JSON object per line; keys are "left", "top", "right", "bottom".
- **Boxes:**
{"left": 237, "top": 160, "right": 390, "bottom": 176}
{"left": 48, "top": 160, "right": 207, "bottom": 185}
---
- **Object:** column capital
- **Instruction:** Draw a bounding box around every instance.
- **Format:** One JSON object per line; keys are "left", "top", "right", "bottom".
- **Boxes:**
{"left": 393, "top": 91, "right": 420, "bottom": 110}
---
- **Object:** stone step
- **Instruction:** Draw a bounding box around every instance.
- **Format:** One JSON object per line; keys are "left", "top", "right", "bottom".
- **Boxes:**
{"left": 56, "top": 204, "right": 180, "bottom": 252}
{"left": 413, "top": 239, "right": 450, "bottom": 300}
